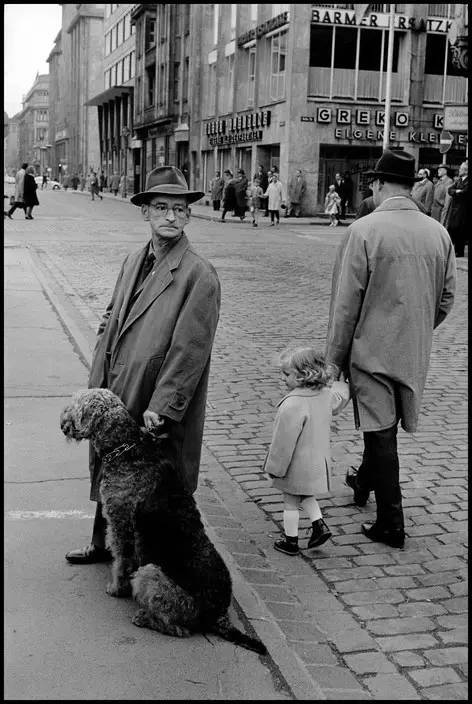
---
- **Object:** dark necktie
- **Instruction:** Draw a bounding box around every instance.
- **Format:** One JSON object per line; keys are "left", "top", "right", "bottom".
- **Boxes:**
{"left": 136, "top": 251, "right": 155, "bottom": 290}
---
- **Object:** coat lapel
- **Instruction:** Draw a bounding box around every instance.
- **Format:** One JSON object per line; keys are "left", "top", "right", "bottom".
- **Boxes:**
{"left": 117, "top": 244, "right": 149, "bottom": 334}
{"left": 117, "top": 234, "right": 190, "bottom": 341}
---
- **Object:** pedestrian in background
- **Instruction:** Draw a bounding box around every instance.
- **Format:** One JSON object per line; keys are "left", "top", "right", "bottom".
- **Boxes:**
{"left": 210, "top": 170, "right": 224, "bottom": 211}
{"left": 411, "top": 168, "right": 434, "bottom": 215}
{"left": 119, "top": 172, "right": 126, "bottom": 198}
{"left": 71, "top": 173, "right": 80, "bottom": 191}
{"left": 65, "top": 165, "right": 221, "bottom": 565}
{"left": 7, "top": 162, "right": 28, "bottom": 219}
{"left": 23, "top": 166, "right": 39, "bottom": 220}
{"left": 233, "top": 169, "right": 249, "bottom": 221}
{"left": 334, "top": 172, "right": 347, "bottom": 220}
{"left": 90, "top": 171, "right": 102, "bottom": 201}
{"left": 41, "top": 171, "right": 48, "bottom": 190}
{"left": 287, "top": 169, "right": 306, "bottom": 218}
{"left": 220, "top": 169, "right": 236, "bottom": 222}
{"left": 444, "top": 160, "right": 468, "bottom": 257}
{"left": 431, "top": 165, "right": 453, "bottom": 223}
{"left": 326, "top": 149, "right": 456, "bottom": 549}
{"left": 264, "top": 172, "right": 285, "bottom": 226}
{"left": 99, "top": 170, "right": 106, "bottom": 193}
{"left": 246, "top": 177, "right": 263, "bottom": 227}
{"left": 110, "top": 172, "right": 120, "bottom": 196}
{"left": 255, "top": 164, "right": 269, "bottom": 217}
{"left": 355, "top": 187, "right": 375, "bottom": 220}
{"left": 324, "top": 184, "right": 341, "bottom": 226}
{"left": 80, "top": 173, "right": 86, "bottom": 191}
{"left": 343, "top": 171, "right": 354, "bottom": 215}
{"left": 264, "top": 347, "right": 350, "bottom": 556}
{"left": 62, "top": 174, "right": 70, "bottom": 191}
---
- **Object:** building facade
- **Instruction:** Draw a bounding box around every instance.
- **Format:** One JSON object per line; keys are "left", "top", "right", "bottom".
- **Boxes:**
{"left": 188, "top": 3, "right": 468, "bottom": 213}
{"left": 16, "top": 74, "right": 50, "bottom": 174}
{"left": 47, "top": 4, "right": 104, "bottom": 183}
{"left": 4, "top": 113, "right": 20, "bottom": 174}
{"left": 131, "top": 4, "right": 192, "bottom": 192}
{"left": 88, "top": 3, "right": 136, "bottom": 194}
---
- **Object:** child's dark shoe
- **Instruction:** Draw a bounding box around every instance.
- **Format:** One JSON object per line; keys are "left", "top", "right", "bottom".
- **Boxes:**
{"left": 274, "top": 535, "right": 299, "bottom": 555}
{"left": 307, "top": 518, "right": 332, "bottom": 548}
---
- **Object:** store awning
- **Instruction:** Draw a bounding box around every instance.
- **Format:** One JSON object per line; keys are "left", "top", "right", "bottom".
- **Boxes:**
{"left": 86, "top": 85, "right": 133, "bottom": 107}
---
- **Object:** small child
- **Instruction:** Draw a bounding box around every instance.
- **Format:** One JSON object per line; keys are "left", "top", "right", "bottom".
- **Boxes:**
{"left": 324, "top": 185, "right": 341, "bottom": 227}
{"left": 264, "top": 347, "right": 350, "bottom": 555}
{"left": 246, "top": 178, "right": 263, "bottom": 227}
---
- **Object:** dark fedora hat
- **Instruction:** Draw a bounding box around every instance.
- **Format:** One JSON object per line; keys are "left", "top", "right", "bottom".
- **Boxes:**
{"left": 130, "top": 165, "right": 204, "bottom": 206}
{"left": 364, "top": 149, "right": 421, "bottom": 184}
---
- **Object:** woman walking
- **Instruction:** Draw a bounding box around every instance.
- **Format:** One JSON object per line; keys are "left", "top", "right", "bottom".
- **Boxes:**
{"left": 264, "top": 173, "right": 285, "bottom": 225}
{"left": 90, "top": 172, "right": 103, "bottom": 201}
{"left": 23, "top": 166, "right": 40, "bottom": 219}
{"left": 324, "top": 185, "right": 341, "bottom": 226}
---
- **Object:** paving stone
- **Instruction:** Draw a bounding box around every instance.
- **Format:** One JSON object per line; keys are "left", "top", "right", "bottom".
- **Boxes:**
{"left": 374, "top": 633, "right": 438, "bottom": 651}
{"left": 449, "top": 580, "right": 468, "bottom": 596}
{"left": 329, "top": 628, "right": 378, "bottom": 653}
{"left": 383, "top": 564, "right": 425, "bottom": 576}
{"left": 265, "top": 602, "right": 308, "bottom": 621}
{"left": 319, "top": 566, "right": 384, "bottom": 582}
{"left": 416, "top": 571, "right": 466, "bottom": 587}
{"left": 324, "top": 689, "right": 372, "bottom": 700}
{"left": 287, "top": 641, "right": 338, "bottom": 665}
{"left": 276, "top": 619, "right": 326, "bottom": 642}
{"left": 390, "top": 651, "right": 426, "bottom": 668}
{"left": 408, "top": 667, "right": 462, "bottom": 687}
{"left": 404, "top": 586, "right": 450, "bottom": 600}
{"left": 437, "top": 614, "right": 466, "bottom": 629}
{"left": 397, "top": 601, "right": 447, "bottom": 617}
{"left": 421, "top": 683, "right": 468, "bottom": 699}
{"left": 341, "top": 590, "right": 405, "bottom": 605}
{"left": 252, "top": 584, "right": 298, "bottom": 603}
{"left": 343, "top": 652, "right": 397, "bottom": 674}
{"left": 440, "top": 597, "right": 468, "bottom": 613}
{"left": 423, "top": 557, "right": 466, "bottom": 572}
{"left": 352, "top": 554, "right": 397, "bottom": 566}
{"left": 351, "top": 604, "right": 399, "bottom": 620}
{"left": 306, "top": 664, "right": 361, "bottom": 689}
{"left": 363, "top": 673, "right": 420, "bottom": 699}
{"left": 437, "top": 628, "right": 468, "bottom": 645}
{"left": 366, "top": 616, "right": 436, "bottom": 635}
{"left": 423, "top": 647, "right": 468, "bottom": 666}
{"left": 239, "top": 568, "right": 282, "bottom": 585}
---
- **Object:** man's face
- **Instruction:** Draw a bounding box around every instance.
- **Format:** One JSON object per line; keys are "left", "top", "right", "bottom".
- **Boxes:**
{"left": 335, "top": 173, "right": 341, "bottom": 180}
{"left": 142, "top": 196, "right": 190, "bottom": 239}
{"left": 437, "top": 167, "right": 446, "bottom": 178}
{"left": 417, "top": 169, "right": 426, "bottom": 179}
{"left": 459, "top": 162, "right": 468, "bottom": 178}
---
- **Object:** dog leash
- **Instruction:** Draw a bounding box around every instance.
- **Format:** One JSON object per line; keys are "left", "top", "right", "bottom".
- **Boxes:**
{"left": 102, "top": 442, "right": 137, "bottom": 464}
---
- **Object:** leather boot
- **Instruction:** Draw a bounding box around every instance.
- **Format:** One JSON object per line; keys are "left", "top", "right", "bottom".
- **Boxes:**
{"left": 307, "top": 518, "right": 332, "bottom": 548}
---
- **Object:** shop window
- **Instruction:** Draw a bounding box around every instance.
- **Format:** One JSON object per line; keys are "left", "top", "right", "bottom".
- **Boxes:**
{"left": 173, "top": 62, "right": 180, "bottom": 102}
{"left": 270, "top": 31, "right": 287, "bottom": 101}
{"left": 146, "top": 65, "right": 156, "bottom": 107}
{"left": 248, "top": 47, "right": 256, "bottom": 106}
{"left": 334, "top": 27, "right": 357, "bottom": 69}
{"left": 381, "top": 31, "right": 400, "bottom": 72}
{"left": 309, "top": 26, "right": 332, "bottom": 68}
{"left": 183, "top": 57, "right": 189, "bottom": 102}
{"left": 145, "top": 17, "right": 156, "bottom": 50}
{"left": 358, "top": 28, "right": 382, "bottom": 70}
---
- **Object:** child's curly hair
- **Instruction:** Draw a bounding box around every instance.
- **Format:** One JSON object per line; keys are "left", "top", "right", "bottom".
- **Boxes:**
{"left": 279, "top": 347, "right": 331, "bottom": 389}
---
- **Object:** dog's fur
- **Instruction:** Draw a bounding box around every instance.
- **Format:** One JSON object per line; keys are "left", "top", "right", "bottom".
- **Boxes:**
{"left": 60, "top": 388, "right": 266, "bottom": 654}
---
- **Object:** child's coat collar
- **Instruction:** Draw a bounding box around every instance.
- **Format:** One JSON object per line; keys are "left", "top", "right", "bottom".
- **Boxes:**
{"left": 277, "top": 387, "right": 323, "bottom": 407}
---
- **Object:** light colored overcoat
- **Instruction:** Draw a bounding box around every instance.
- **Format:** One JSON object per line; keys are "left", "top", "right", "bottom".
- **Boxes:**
{"left": 326, "top": 197, "right": 456, "bottom": 433}
{"left": 431, "top": 175, "right": 453, "bottom": 222}
{"left": 264, "top": 180, "right": 284, "bottom": 210}
{"left": 288, "top": 175, "right": 306, "bottom": 204}
{"left": 14, "top": 168, "right": 26, "bottom": 203}
{"left": 411, "top": 178, "right": 434, "bottom": 215}
{"left": 264, "top": 381, "right": 350, "bottom": 496}
{"left": 88, "top": 233, "right": 221, "bottom": 499}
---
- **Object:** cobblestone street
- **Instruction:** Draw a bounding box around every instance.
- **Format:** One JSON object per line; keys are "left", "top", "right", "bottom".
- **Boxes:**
{"left": 5, "top": 189, "right": 468, "bottom": 699}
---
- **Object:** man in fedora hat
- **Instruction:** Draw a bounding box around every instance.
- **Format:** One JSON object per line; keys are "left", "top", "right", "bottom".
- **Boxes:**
{"left": 325, "top": 149, "right": 456, "bottom": 549}
{"left": 66, "top": 166, "right": 221, "bottom": 564}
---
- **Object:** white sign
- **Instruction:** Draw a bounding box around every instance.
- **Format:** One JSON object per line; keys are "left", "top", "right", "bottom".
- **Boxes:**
{"left": 444, "top": 106, "right": 468, "bottom": 132}
{"left": 311, "top": 8, "right": 452, "bottom": 33}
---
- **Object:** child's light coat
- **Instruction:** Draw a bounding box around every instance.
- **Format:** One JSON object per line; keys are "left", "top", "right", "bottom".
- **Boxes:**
{"left": 264, "top": 381, "right": 350, "bottom": 495}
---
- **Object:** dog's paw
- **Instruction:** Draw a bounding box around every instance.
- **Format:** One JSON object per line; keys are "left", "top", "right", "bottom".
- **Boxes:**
{"left": 106, "top": 582, "right": 131, "bottom": 598}
{"left": 132, "top": 609, "right": 150, "bottom": 627}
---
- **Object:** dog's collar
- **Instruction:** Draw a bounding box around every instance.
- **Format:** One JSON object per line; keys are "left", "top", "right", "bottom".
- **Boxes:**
{"left": 102, "top": 442, "right": 137, "bottom": 464}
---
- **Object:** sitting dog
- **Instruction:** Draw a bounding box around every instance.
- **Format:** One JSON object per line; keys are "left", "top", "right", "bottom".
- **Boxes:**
{"left": 60, "top": 388, "right": 266, "bottom": 655}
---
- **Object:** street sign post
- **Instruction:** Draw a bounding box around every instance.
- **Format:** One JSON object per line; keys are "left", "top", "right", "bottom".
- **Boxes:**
{"left": 439, "top": 130, "right": 454, "bottom": 154}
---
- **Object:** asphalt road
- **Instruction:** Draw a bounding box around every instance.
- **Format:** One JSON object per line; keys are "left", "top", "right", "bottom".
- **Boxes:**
{"left": 4, "top": 187, "right": 468, "bottom": 700}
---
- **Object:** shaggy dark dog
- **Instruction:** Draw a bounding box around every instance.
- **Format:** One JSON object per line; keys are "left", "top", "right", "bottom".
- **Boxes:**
{"left": 60, "top": 388, "right": 266, "bottom": 654}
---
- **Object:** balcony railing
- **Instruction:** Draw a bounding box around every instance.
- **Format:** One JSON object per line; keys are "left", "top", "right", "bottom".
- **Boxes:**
{"left": 308, "top": 67, "right": 405, "bottom": 102}
{"left": 423, "top": 74, "right": 469, "bottom": 104}
{"left": 428, "top": 4, "right": 454, "bottom": 18}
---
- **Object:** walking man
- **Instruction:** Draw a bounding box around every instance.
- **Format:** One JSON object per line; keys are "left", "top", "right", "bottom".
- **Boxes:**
{"left": 210, "top": 170, "right": 224, "bottom": 211}
{"left": 431, "top": 164, "right": 453, "bottom": 223}
{"left": 7, "top": 163, "right": 28, "bottom": 219}
{"left": 326, "top": 150, "right": 456, "bottom": 549}
{"left": 65, "top": 166, "right": 221, "bottom": 564}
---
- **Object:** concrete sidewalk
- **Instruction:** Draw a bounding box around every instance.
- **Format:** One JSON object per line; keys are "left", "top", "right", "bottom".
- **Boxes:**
{"left": 4, "top": 242, "right": 326, "bottom": 700}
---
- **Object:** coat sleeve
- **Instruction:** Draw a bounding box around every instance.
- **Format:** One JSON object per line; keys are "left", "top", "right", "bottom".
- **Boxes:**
{"left": 434, "top": 242, "right": 456, "bottom": 329}
{"left": 325, "top": 227, "right": 369, "bottom": 372}
{"left": 147, "top": 268, "right": 221, "bottom": 421}
{"left": 264, "top": 399, "right": 305, "bottom": 478}
{"left": 425, "top": 182, "right": 434, "bottom": 214}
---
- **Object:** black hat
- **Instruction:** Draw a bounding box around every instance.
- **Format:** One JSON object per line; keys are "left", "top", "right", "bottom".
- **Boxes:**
{"left": 130, "top": 166, "right": 204, "bottom": 206}
{"left": 364, "top": 149, "right": 421, "bottom": 184}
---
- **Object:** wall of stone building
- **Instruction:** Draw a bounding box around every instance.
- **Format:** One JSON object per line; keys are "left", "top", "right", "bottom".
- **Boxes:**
{"left": 86, "top": 15, "right": 105, "bottom": 173}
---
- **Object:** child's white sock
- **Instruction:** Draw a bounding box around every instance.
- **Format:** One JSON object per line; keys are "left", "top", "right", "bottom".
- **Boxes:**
{"left": 300, "top": 496, "right": 322, "bottom": 522}
{"left": 283, "top": 510, "right": 299, "bottom": 537}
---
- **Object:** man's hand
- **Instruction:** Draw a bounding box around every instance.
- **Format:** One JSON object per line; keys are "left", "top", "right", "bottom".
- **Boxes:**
{"left": 143, "top": 410, "right": 165, "bottom": 431}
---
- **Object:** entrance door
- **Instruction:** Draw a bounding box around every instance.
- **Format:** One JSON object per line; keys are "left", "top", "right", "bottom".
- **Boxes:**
{"left": 133, "top": 148, "right": 141, "bottom": 194}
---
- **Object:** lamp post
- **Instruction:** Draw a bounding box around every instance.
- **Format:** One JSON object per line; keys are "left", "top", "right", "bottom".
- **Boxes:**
{"left": 382, "top": 4, "right": 395, "bottom": 151}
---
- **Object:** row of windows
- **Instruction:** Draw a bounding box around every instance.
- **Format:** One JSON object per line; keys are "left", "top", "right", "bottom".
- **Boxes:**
{"left": 105, "top": 11, "right": 134, "bottom": 56}
{"left": 211, "top": 4, "right": 289, "bottom": 46}
{"left": 35, "top": 109, "right": 48, "bottom": 122}
{"left": 105, "top": 51, "right": 135, "bottom": 89}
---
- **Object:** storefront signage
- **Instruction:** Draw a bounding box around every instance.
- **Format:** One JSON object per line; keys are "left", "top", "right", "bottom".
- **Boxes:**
{"left": 300, "top": 116, "right": 315, "bottom": 122}
{"left": 333, "top": 128, "right": 467, "bottom": 145}
{"left": 311, "top": 8, "right": 453, "bottom": 33}
{"left": 444, "top": 106, "right": 468, "bottom": 132}
{"left": 237, "top": 11, "right": 289, "bottom": 46}
{"left": 209, "top": 130, "right": 263, "bottom": 147}
{"left": 317, "top": 108, "right": 409, "bottom": 127}
{"left": 206, "top": 110, "right": 271, "bottom": 136}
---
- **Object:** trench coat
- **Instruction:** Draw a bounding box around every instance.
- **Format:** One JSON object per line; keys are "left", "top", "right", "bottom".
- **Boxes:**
{"left": 264, "top": 180, "right": 284, "bottom": 210}
{"left": 444, "top": 176, "right": 468, "bottom": 232}
{"left": 23, "top": 173, "right": 39, "bottom": 207}
{"left": 14, "top": 168, "right": 26, "bottom": 203}
{"left": 411, "top": 178, "right": 434, "bottom": 215}
{"left": 287, "top": 175, "right": 306, "bottom": 205}
{"left": 210, "top": 177, "right": 224, "bottom": 201}
{"left": 264, "top": 382, "right": 350, "bottom": 496}
{"left": 88, "top": 233, "right": 221, "bottom": 499}
{"left": 431, "top": 175, "right": 453, "bottom": 222}
{"left": 326, "top": 196, "right": 456, "bottom": 433}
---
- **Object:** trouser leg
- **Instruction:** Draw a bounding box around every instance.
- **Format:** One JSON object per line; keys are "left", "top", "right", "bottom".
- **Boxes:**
{"left": 360, "top": 425, "right": 404, "bottom": 531}
{"left": 91, "top": 502, "right": 107, "bottom": 549}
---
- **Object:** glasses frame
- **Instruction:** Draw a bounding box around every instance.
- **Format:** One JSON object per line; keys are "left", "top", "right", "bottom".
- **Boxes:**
{"left": 148, "top": 202, "right": 188, "bottom": 217}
